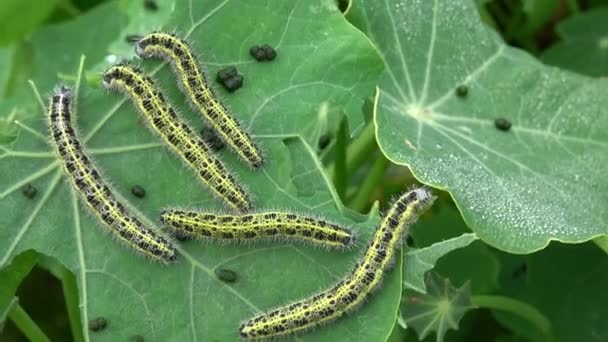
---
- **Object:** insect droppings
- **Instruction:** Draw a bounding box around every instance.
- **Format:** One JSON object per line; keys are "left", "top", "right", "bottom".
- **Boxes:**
{"left": 131, "top": 335, "right": 145, "bottom": 342}
{"left": 143, "top": 0, "right": 158, "bottom": 11}
{"left": 22, "top": 184, "right": 38, "bottom": 199}
{"left": 201, "top": 127, "right": 225, "bottom": 151}
{"left": 215, "top": 268, "right": 238, "bottom": 283}
{"left": 494, "top": 118, "right": 512, "bottom": 131}
{"left": 249, "top": 44, "right": 277, "bottom": 61}
{"left": 455, "top": 85, "right": 468, "bottom": 98}
{"left": 221, "top": 74, "right": 243, "bottom": 92}
{"left": 131, "top": 185, "right": 146, "bottom": 198}
{"left": 217, "top": 66, "right": 238, "bottom": 82}
{"left": 318, "top": 134, "right": 331, "bottom": 150}
{"left": 89, "top": 317, "right": 108, "bottom": 332}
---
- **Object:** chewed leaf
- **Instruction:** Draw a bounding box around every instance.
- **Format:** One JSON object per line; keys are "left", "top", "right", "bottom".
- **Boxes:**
{"left": 0, "top": 1, "right": 392, "bottom": 341}
{"left": 348, "top": 0, "right": 608, "bottom": 253}
{"left": 403, "top": 233, "right": 478, "bottom": 293}
{"left": 400, "top": 272, "right": 473, "bottom": 342}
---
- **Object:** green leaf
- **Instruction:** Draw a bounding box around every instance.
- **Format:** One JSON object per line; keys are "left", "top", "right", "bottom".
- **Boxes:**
{"left": 541, "top": 8, "right": 608, "bottom": 77}
{"left": 348, "top": 0, "right": 608, "bottom": 253}
{"left": 400, "top": 272, "right": 473, "bottom": 342}
{"left": 520, "top": 0, "right": 560, "bottom": 33}
{"left": 404, "top": 233, "right": 478, "bottom": 293}
{"left": 0, "top": 250, "right": 38, "bottom": 326}
{"left": 494, "top": 242, "right": 608, "bottom": 342}
{"left": 0, "top": 298, "right": 18, "bottom": 332}
{"left": 0, "top": 1, "right": 393, "bottom": 341}
{"left": 0, "top": 0, "right": 59, "bottom": 46}
{"left": 412, "top": 201, "right": 499, "bottom": 294}
{"left": 0, "top": 46, "right": 14, "bottom": 95}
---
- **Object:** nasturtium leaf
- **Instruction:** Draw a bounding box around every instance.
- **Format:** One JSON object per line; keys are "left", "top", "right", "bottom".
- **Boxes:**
{"left": 495, "top": 243, "right": 608, "bottom": 342}
{"left": 0, "top": 1, "right": 399, "bottom": 341}
{"left": 0, "top": 250, "right": 38, "bottom": 326}
{"left": 412, "top": 202, "right": 499, "bottom": 294}
{"left": 520, "top": 0, "right": 560, "bottom": 35}
{"left": 403, "top": 233, "right": 478, "bottom": 293}
{"left": 0, "top": 0, "right": 59, "bottom": 46}
{"left": 541, "top": 8, "right": 608, "bottom": 77}
{"left": 400, "top": 272, "right": 473, "bottom": 342}
{"left": 348, "top": 0, "right": 608, "bottom": 253}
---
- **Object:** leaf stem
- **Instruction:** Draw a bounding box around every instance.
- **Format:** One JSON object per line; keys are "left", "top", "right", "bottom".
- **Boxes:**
{"left": 8, "top": 303, "right": 51, "bottom": 342}
{"left": 58, "top": 266, "right": 85, "bottom": 342}
{"left": 37, "top": 258, "right": 84, "bottom": 342}
{"left": 471, "top": 295, "right": 555, "bottom": 342}
{"left": 326, "top": 122, "right": 376, "bottom": 178}
{"left": 349, "top": 154, "right": 389, "bottom": 213}
{"left": 58, "top": 0, "right": 81, "bottom": 18}
{"left": 566, "top": 0, "right": 580, "bottom": 13}
{"left": 333, "top": 118, "right": 348, "bottom": 199}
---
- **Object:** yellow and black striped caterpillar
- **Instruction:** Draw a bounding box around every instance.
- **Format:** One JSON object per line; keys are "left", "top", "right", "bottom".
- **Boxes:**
{"left": 48, "top": 86, "right": 176, "bottom": 263}
{"left": 134, "top": 32, "right": 265, "bottom": 169}
{"left": 102, "top": 63, "right": 252, "bottom": 212}
{"left": 239, "top": 187, "right": 435, "bottom": 339}
{"left": 160, "top": 209, "right": 356, "bottom": 250}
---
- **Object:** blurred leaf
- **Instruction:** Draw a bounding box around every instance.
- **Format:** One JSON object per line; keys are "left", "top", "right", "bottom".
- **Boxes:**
{"left": 348, "top": 0, "right": 608, "bottom": 253}
{"left": 0, "top": 298, "right": 18, "bottom": 332}
{"left": 541, "top": 8, "right": 608, "bottom": 77}
{"left": 28, "top": 1, "right": 129, "bottom": 93}
{"left": 520, "top": 0, "right": 560, "bottom": 33}
{"left": 404, "top": 232, "right": 478, "bottom": 293}
{"left": 0, "top": 46, "right": 15, "bottom": 96}
{"left": 0, "top": 0, "right": 60, "bottom": 46}
{"left": 0, "top": 250, "right": 38, "bottom": 326}
{"left": 401, "top": 273, "right": 473, "bottom": 341}
{"left": 494, "top": 242, "right": 608, "bottom": 342}
{"left": 413, "top": 200, "right": 500, "bottom": 294}
{"left": 0, "top": 0, "right": 411, "bottom": 341}
{"left": 555, "top": 8, "right": 608, "bottom": 39}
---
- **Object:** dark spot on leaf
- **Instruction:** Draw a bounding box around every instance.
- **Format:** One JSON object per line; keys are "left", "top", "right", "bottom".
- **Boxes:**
{"left": 220, "top": 75, "right": 243, "bottom": 92}
{"left": 131, "top": 335, "right": 145, "bottom": 342}
{"left": 143, "top": 0, "right": 158, "bottom": 11}
{"left": 494, "top": 118, "right": 512, "bottom": 131}
{"left": 455, "top": 85, "right": 468, "bottom": 98}
{"left": 22, "top": 184, "right": 37, "bottom": 199}
{"left": 89, "top": 317, "right": 107, "bottom": 332}
{"left": 318, "top": 134, "right": 331, "bottom": 149}
{"left": 131, "top": 185, "right": 146, "bottom": 198}
{"left": 512, "top": 262, "right": 527, "bottom": 279}
{"left": 200, "top": 127, "right": 224, "bottom": 151}
{"left": 216, "top": 66, "right": 238, "bottom": 82}
{"left": 215, "top": 268, "right": 238, "bottom": 283}
{"left": 250, "top": 44, "right": 277, "bottom": 61}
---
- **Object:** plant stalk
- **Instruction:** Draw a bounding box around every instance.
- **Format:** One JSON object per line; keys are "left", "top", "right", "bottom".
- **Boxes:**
{"left": 472, "top": 295, "right": 555, "bottom": 342}
{"left": 8, "top": 303, "right": 51, "bottom": 342}
{"left": 349, "top": 154, "right": 389, "bottom": 213}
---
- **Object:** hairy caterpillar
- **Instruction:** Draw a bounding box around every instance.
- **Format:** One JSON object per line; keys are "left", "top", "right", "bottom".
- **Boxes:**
{"left": 48, "top": 86, "right": 176, "bottom": 263}
{"left": 160, "top": 209, "right": 356, "bottom": 250}
{"left": 239, "top": 187, "right": 435, "bottom": 339}
{"left": 133, "top": 32, "right": 264, "bottom": 169}
{"left": 102, "top": 63, "right": 252, "bottom": 212}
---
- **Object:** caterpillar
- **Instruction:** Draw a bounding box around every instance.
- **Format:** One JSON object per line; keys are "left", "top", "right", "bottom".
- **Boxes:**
{"left": 133, "top": 32, "right": 264, "bottom": 169}
{"left": 239, "top": 187, "right": 435, "bottom": 339}
{"left": 160, "top": 209, "right": 356, "bottom": 250}
{"left": 102, "top": 63, "right": 252, "bottom": 213}
{"left": 47, "top": 86, "right": 176, "bottom": 264}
